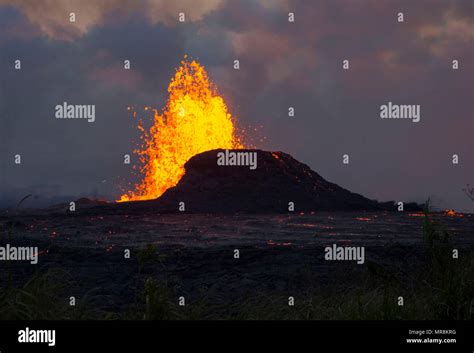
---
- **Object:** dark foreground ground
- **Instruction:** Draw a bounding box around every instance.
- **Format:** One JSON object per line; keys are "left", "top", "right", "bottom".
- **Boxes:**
{"left": 0, "top": 210, "right": 473, "bottom": 320}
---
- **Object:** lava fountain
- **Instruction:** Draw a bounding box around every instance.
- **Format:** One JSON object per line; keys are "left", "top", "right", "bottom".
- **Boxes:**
{"left": 119, "top": 56, "right": 244, "bottom": 202}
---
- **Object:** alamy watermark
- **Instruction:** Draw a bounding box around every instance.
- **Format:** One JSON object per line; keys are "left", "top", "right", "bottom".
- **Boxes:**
{"left": 55, "top": 101, "right": 95, "bottom": 122}
{"left": 0, "top": 244, "right": 38, "bottom": 264}
{"left": 18, "top": 327, "right": 55, "bottom": 347}
{"left": 380, "top": 102, "right": 420, "bottom": 123}
{"left": 217, "top": 150, "right": 257, "bottom": 170}
{"left": 324, "top": 244, "right": 365, "bottom": 264}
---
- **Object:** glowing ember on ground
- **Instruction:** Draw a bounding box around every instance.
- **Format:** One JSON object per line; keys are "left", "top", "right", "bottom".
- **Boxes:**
{"left": 444, "top": 209, "right": 464, "bottom": 217}
{"left": 408, "top": 210, "right": 464, "bottom": 217}
{"left": 271, "top": 152, "right": 280, "bottom": 160}
{"left": 120, "top": 56, "right": 243, "bottom": 202}
{"left": 408, "top": 212, "right": 424, "bottom": 217}
{"left": 267, "top": 240, "right": 292, "bottom": 246}
{"left": 354, "top": 217, "right": 371, "bottom": 221}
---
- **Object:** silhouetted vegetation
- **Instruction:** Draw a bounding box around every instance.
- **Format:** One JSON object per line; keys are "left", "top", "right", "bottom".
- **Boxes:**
{"left": 0, "top": 199, "right": 472, "bottom": 320}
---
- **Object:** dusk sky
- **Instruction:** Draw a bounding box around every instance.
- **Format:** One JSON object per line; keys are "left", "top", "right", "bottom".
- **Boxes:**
{"left": 0, "top": 0, "right": 472, "bottom": 211}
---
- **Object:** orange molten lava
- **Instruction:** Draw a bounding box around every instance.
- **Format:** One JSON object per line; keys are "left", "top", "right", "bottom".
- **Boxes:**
{"left": 444, "top": 209, "right": 463, "bottom": 217}
{"left": 119, "top": 56, "right": 243, "bottom": 202}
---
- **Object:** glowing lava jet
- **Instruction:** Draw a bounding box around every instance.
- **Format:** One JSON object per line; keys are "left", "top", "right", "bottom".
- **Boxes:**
{"left": 119, "top": 56, "right": 243, "bottom": 202}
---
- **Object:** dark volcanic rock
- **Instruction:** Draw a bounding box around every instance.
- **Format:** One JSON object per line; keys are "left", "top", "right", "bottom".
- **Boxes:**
{"left": 73, "top": 149, "right": 410, "bottom": 215}
{"left": 151, "top": 149, "right": 384, "bottom": 212}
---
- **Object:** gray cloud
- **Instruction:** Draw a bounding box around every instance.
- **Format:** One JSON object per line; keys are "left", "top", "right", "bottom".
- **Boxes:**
{"left": 0, "top": 0, "right": 472, "bottom": 211}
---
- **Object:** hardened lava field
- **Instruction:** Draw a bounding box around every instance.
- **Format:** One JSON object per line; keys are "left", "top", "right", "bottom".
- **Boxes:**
{"left": 1, "top": 210, "right": 472, "bottom": 320}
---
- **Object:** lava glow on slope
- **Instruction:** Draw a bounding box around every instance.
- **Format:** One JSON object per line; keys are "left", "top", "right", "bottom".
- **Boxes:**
{"left": 119, "top": 56, "right": 243, "bottom": 202}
